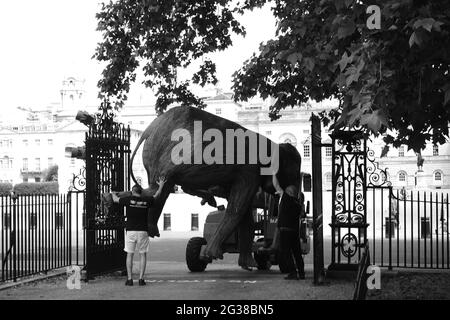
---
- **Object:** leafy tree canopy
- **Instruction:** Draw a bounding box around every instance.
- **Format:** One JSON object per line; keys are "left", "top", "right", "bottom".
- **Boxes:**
{"left": 95, "top": 0, "right": 450, "bottom": 152}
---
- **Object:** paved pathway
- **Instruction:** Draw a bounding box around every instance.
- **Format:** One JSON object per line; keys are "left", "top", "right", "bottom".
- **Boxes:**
{"left": 0, "top": 262, "right": 354, "bottom": 300}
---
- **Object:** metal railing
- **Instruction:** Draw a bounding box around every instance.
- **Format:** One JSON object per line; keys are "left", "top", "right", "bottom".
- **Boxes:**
{"left": 0, "top": 191, "right": 85, "bottom": 283}
{"left": 367, "top": 187, "right": 449, "bottom": 270}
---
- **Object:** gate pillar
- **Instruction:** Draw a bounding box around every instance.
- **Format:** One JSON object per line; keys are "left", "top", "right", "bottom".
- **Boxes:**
{"left": 311, "top": 114, "right": 325, "bottom": 284}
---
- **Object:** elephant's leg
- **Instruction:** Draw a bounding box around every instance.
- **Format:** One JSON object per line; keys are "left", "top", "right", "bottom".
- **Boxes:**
{"left": 237, "top": 208, "right": 257, "bottom": 269}
{"left": 204, "top": 172, "right": 259, "bottom": 260}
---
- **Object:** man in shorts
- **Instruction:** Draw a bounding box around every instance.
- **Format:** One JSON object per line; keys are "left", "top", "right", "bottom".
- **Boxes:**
{"left": 112, "top": 177, "right": 166, "bottom": 286}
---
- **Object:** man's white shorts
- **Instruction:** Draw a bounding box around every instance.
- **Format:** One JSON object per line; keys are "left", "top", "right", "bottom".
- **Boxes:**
{"left": 124, "top": 231, "right": 150, "bottom": 254}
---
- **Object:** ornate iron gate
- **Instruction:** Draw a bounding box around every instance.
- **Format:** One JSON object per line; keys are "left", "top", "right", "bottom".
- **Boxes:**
{"left": 84, "top": 111, "right": 130, "bottom": 279}
{"left": 311, "top": 120, "right": 449, "bottom": 273}
{"left": 328, "top": 130, "right": 369, "bottom": 271}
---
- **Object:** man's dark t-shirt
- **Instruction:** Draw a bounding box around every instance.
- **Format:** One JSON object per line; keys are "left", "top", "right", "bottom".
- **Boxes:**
{"left": 119, "top": 196, "right": 154, "bottom": 231}
{"left": 277, "top": 193, "right": 302, "bottom": 231}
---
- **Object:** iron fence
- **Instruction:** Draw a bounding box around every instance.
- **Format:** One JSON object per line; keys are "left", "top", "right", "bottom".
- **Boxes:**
{"left": 367, "top": 187, "right": 449, "bottom": 269}
{"left": 0, "top": 191, "right": 85, "bottom": 283}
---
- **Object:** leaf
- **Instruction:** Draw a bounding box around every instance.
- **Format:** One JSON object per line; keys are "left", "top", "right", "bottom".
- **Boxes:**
{"left": 409, "top": 33, "right": 415, "bottom": 47}
{"left": 334, "top": 0, "right": 345, "bottom": 11}
{"left": 360, "top": 109, "right": 388, "bottom": 133}
{"left": 286, "top": 52, "right": 303, "bottom": 66}
{"left": 413, "top": 18, "right": 435, "bottom": 32}
{"left": 338, "top": 19, "right": 356, "bottom": 39}
{"left": 261, "top": 45, "right": 271, "bottom": 57}
{"left": 380, "top": 145, "right": 390, "bottom": 158}
{"left": 347, "top": 108, "right": 361, "bottom": 126}
{"left": 409, "top": 31, "right": 422, "bottom": 47}
{"left": 344, "top": 0, "right": 354, "bottom": 7}
{"left": 445, "top": 88, "right": 450, "bottom": 105}
{"left": 303, "top": 57, "right": 315, "bottom": 72}
{"left": 294, "top": 26, "right": 307, "bottom": 38}
{"left": 433, "top": 21, "right": 444, "bottom": 32}
{"left": 336, "top": 51, "right": 351, "bottom": 71}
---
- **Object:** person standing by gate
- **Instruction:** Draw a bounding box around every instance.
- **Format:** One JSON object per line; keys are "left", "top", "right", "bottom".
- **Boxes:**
{"left": 273, "top": 174, "right": 305, "bottom": 280}
{"left": 112, "top": 177, "right": 166, "bottom": 286}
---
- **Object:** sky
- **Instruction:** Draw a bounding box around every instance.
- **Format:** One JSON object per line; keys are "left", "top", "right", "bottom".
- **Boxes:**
{"left": 0, "top": 1, "right": 276, "bottom": 112}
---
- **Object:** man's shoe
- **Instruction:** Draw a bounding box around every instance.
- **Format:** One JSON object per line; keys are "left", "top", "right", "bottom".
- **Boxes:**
{"left": 125, "top": 279, "right": 133, "bottom": 286}
{"left": 298, "top": 272, "right": 306, "bottom": 280}
{"left": 138, "top": 279, "right": 146, "bottom": 286}
{"left": 284, "top": 272, "right": 299, "bottom": 280}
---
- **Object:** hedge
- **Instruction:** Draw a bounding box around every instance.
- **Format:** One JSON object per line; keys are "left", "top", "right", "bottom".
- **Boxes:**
{"left": 12, "top": 182, "right": 59, "bottom": 195}
{"left": 0, "top": 182, "right": 13, "bottom": 195}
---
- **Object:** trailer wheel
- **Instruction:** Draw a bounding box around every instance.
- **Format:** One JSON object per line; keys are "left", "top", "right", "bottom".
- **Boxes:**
{"left": 186, "top": 237, "right": 208, "bottom": 272}
{"left": 254, "top": 239, "right": 272, "bottom": 270}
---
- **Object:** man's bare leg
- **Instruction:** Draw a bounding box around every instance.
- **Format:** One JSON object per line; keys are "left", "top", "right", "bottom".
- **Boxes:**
{"left": 139, "top": 253, "right": 147, "bottom": 280}
{"left": 126, "top": 253, "right": 134, "bottom": 280}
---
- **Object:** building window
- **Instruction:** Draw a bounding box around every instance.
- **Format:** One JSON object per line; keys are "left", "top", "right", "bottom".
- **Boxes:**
{"left": 56, "top": 212, "right": 64, "bottom": 229}
{"left": 29, "top": 213, "right": 37, "bottom": 230}
{"left": 48, "top": 157, "right": 53, "bottom": 167}
{"left": 325, "top": 173, "right": 332, "bottom": 184}
{"left": 325, "top": 147, "right": 332, "bottom": 157}
{"left": 70, "top": 159, "right": 75, "bottom": 167}
{"left": 215, "top": 108, "right": 222, "bottom": 115}
{"left": 303, "top": 144, "right": 310, "bottom": 158}
{"left": 266, "top": 131, "right": 271, "bottom": 136}
{"left": 191, "top": 214, "right": 199, "bottom": 231}
{"left": 23, "top": 158, "right": 28, "bottom": 171}
{"left": 23, "top": 139, "right": 28, "bottom": 146}
{"left": 35, "top": 177, "right": 41, "bottom": 182}
{"left": 398, "top": 146, "right": 405, "bottom": 157}
{"left": 398, "top": 171, "right": 406, "bottom": 182}
{"left": 434, "top": 172, "right": 442, "bottom": 181}
{"left": 48, "top": 139, "right": 53, "bottom": 146}
{"left": 433, "top": 145, "right": 439, "bottom": 156}
{"left": 2, "top": 156, "right": 9, "bottom": 169}
{"left": 35, "top": 139, "right": 40, "bottom": 146}
{"left": 163, "top": 213, "right": 171, "bottom": 231}
{"left": 303, "top": 129, "right": 310, "bottom": 134}
{"left": 35, "top": 158, "right": 40, "bottom": 171}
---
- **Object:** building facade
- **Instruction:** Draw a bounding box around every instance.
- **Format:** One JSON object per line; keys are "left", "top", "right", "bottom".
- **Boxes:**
{"left": 1, "top": 76, "right": 449, "bottom": 235}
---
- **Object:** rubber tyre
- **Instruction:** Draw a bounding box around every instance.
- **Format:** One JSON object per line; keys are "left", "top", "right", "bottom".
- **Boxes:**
{"left": 254, "top": 239, "right": 272, "bottom": 270}
{"left": 186, "top": 237, "right": 208, "bottom": 272}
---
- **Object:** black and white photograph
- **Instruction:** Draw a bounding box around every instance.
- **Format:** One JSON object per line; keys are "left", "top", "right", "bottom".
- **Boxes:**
{"left": 0, "top": 0, "right": 450, "bottom": 310}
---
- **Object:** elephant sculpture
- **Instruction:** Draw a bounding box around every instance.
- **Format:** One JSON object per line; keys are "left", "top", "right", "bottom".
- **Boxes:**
{"left": 130, "top": 106, "right": 301, "bottom": 268}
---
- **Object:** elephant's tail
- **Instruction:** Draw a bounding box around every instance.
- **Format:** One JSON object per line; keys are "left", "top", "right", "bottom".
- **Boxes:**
{"left": 129, "top": 126, "right": 151, "bottom": 187}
